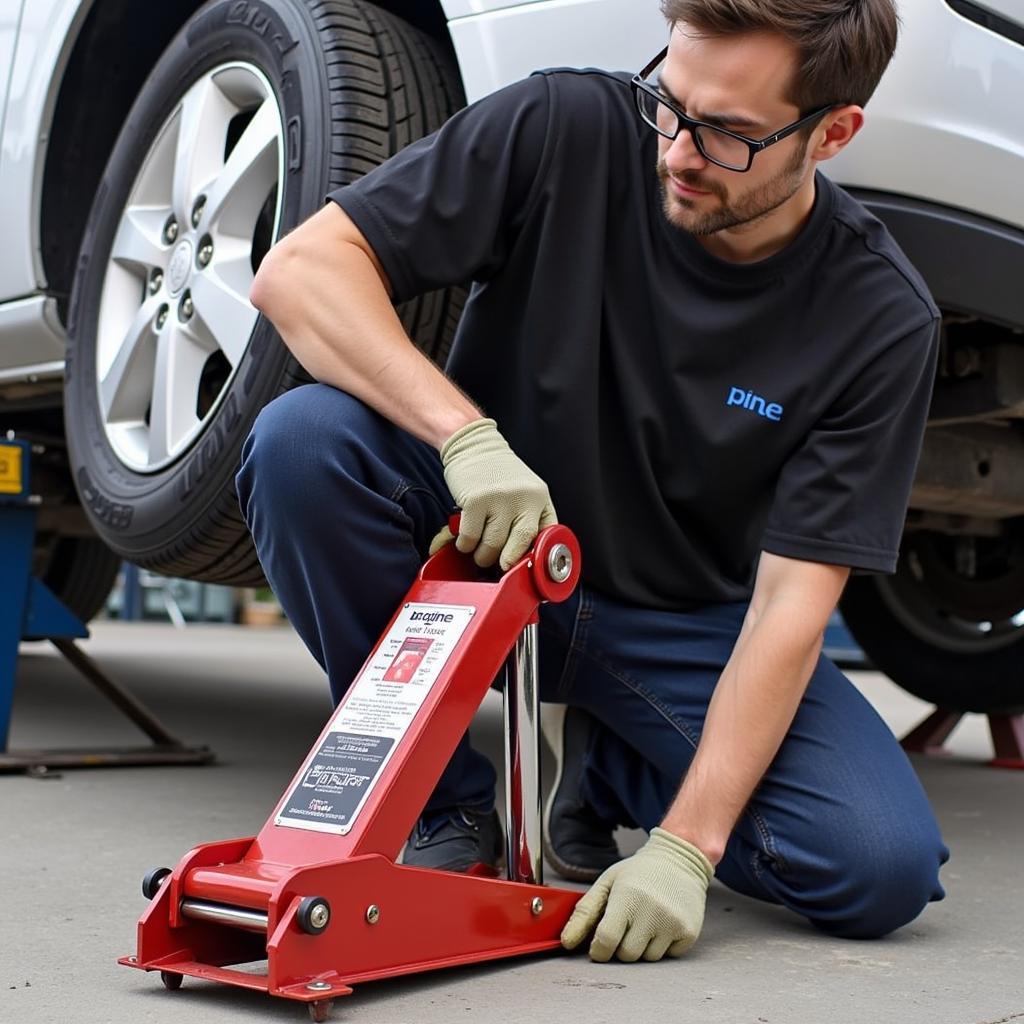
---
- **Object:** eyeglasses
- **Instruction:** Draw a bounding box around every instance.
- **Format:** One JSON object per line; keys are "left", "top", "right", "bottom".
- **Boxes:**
{"left": 630, "top": 47, "right": 836, "bottom": 172}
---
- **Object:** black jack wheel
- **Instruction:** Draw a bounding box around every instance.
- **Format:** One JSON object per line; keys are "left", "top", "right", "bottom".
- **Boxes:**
{"left": 308, "top": 999, "right": 333, "bottom": 1023}
{"left": 160, "top": 971, "right": 183, "bottom": 991}
{"left": 141, "top": 866, "right": 172, "bottom": 900}
{"left": 296, "top": 895, "right": 331, "bottom": 935}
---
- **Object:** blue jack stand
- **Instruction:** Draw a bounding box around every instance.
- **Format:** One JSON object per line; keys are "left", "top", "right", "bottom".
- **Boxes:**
{"left": 0, "top": 437, "right": 213, "bottom": 772}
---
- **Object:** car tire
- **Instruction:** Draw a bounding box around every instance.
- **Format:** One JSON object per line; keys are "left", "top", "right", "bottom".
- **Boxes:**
{"left": 839, "top": 529, "right": 1024, "bottom": 714}
{"left": 38, "top": 536, "right": 122, "bottom": 624}
{"left": 65, "top": 0, "right": 465, "bottom": 584}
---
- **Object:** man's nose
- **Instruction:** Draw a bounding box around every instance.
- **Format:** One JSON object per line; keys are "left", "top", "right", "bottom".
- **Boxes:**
{"left": 663, "top": 128, "right": 708, "bottom": 175}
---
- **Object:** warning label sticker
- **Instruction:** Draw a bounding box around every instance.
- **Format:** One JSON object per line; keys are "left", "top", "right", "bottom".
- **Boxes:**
{"left": 0, "top": 444, "right": 24, "bottom": 495}
{"left": 278, "top": 732, "right": 393, "bottom": 829}
{"left": 276, "top": 602, "right": 475, "bottom": 835}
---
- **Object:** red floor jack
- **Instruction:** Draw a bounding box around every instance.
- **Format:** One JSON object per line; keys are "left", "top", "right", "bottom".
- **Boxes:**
{"left": 121, "top": 520, "right": 584, "bottom": 1020}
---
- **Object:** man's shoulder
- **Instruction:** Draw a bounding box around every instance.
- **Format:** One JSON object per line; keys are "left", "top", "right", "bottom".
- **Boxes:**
{"left": 524, "top": 67, "right": 644, "bottom": 166}
{"left": 823, "top": 176, "right": 940, "bottom": 327}
{"left": 465, "top": 67, "right": 637, "bottom": 153}
{"left": 531, "top": 66, "right": 633, "bottom": 91}
{"left": 530, "top": 67, "right": 637, "bottom": 120}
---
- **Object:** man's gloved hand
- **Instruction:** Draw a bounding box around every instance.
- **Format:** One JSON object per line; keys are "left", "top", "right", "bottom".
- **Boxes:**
{"left": 560, "top": 827, "right": 714, "bottom": 963}
{"left": 431, "top": 418, "right": 556, "bottom": 570}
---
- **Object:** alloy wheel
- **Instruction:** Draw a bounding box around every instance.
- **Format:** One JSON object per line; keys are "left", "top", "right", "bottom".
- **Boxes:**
{"left": 95, "top": 63, "right": 284, "bottom": 473}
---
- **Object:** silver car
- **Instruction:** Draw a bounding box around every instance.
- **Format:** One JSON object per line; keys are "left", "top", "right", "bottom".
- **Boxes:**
{"left": 0, "top": 0, "right": 1021, "bottom": 715}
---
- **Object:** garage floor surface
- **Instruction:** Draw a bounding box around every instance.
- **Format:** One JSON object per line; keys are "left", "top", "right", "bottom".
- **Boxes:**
{"left": 1, "top": 622, "right": 1021, "bottom": 1024}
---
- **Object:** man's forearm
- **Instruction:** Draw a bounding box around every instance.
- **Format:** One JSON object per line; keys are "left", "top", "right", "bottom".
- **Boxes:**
{"left": 251, "top": 204, "right": 480, "bottom": 449}
{"left": 659, "top": 597, "right": 825, "bottom": 864}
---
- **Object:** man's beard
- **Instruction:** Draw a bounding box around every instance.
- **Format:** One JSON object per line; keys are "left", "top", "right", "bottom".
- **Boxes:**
{"left": 657, "top": 139, "right": 809, "bottom": 236}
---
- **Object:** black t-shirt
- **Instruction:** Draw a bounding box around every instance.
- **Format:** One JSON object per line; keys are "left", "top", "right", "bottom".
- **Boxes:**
{"left": 328, "top": 68, "right": 940, "bottom": 610}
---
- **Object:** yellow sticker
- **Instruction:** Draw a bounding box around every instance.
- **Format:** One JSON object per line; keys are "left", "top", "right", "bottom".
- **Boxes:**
{"left": 0, "top": 443, "right": 24, "bottom": 495}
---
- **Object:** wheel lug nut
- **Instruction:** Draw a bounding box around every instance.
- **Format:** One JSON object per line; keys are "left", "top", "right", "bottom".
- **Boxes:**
{"left": 179, "top": 292, "right": 194, "bottom": 321}
{"left": 191, "top": 197, "right": 206, "bottom": 229}
{"left": 155, "top": 305, "right": 169, "bottom": 330}
{"left": 163, "top": 217, "right": 179, "bottom": 244}
{"left": 197, "top": 240, "right": 214, "bottom": 268}
{"left": 148, "top": 270, "right": 164, "bottom": 295}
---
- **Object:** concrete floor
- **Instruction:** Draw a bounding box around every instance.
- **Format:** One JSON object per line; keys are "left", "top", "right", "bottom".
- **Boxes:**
{"left": 1, "top": 621, "right": 1021, "bottom": 1024}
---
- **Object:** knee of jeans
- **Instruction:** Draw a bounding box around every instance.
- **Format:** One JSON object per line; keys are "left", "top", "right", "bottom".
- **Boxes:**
{"left": 237, "top": 384, "right": 377, "bottom": 523}
{"left": 808, "top": 832, "right": 947, "bottom": 940}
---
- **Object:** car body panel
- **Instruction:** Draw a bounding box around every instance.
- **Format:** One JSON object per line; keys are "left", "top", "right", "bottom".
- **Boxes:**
{"left": 0, "top": 3, "right": 25, "bottom": 186}
{"left": 448, "top": 0, "right": 663, "bottom": 106}
{"left": 827, "top": 0, "right": 1024, "bottom": 229}
{"left": 0, "top": 0, "right": 1022, "bottom": 375}
{"left": 0, "top": 0, "right": 87, "bottom": 303}
{"left": 0, "top": 295, "right": 64, "bottom": 381}
{"left": 441, "top": 0, "right": 546, "bottom": 21}
{"left": 450, "top": 0, "right": 1024, "bottom": 233}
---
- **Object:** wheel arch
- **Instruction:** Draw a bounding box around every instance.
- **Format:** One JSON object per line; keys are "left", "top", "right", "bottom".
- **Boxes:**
{"left": 845, "top": 188, "right": 1024, "bottom": 331}
{"left": 40, "top": 0, "right": 457, "bottom": 329}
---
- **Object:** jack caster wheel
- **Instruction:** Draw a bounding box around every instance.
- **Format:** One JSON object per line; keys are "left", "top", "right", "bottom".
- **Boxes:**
{"left": 309, "top": 999, "right": 333, "bottom": 1022}
{"left": 296, "top": 896, "right": 331, "bottom": 935}
{"left": 160, "top": 971, "right": 183, "bottom": 991}
{"left": 142, "top": 867, "right": 172, "bottom": 900}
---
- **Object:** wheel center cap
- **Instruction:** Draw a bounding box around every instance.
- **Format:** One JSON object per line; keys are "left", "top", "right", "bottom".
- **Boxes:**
{"left": 167, "top": 240, "right": 194, "bottom": 296}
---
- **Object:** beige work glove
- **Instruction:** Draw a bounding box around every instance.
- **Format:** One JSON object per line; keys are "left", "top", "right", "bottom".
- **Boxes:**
{"left": 561, "top": 827, "right": 714, "bottom": 963}
{"left": 429, "top": 418, "right": 556, "bottom": 571}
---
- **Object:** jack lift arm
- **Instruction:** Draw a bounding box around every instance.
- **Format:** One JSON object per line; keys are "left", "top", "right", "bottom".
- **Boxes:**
{"left": 0, "top": 436, "right": 212, "bottom": 771}
{"left": 120, "top": 518, "right": 586, "bottom": 1020}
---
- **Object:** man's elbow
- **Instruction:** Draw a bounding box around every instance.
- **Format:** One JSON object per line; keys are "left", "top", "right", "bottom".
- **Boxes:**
{"left": 250, "top": 238, "right": 297, "bottom": 321}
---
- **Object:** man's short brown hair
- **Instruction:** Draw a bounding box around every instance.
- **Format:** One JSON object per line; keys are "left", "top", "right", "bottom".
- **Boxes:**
{"left": 660, "top": 0, "right": 899, "bottom": 111}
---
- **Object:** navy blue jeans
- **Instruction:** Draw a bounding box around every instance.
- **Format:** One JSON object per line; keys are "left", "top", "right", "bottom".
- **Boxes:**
{"left": 237, "top": 384, "right": 948, "bottom": 939}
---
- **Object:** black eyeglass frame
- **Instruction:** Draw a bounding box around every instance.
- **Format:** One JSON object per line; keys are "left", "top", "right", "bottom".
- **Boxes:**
{"left": 630, "top": 47, "right": 837, "bottom": 172}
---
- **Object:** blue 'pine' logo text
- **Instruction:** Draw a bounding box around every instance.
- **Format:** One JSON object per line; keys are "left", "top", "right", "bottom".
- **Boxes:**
{"left": 727, "top": 387, "right": 783, "bottom": 422}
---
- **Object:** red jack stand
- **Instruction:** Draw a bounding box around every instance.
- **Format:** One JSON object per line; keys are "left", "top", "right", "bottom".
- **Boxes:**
{"left": 900, "top": 708, "right": 1024, "bottom": 769}
{"left": 120, "top": 524, "right": 584, "bottom": 1020}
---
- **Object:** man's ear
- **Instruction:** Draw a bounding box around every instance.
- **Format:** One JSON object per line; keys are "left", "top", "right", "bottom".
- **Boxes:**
{"left": 809, "top": 105, "right": 864, "bottom": 162}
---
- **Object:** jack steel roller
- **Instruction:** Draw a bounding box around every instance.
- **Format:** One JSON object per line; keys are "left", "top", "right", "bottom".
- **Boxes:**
{"left": 120, "top": 518, "right": 584, "bottom": 1021}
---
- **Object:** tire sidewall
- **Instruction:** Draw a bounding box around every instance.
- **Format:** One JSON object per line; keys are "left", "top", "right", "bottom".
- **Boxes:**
{"left": 66, "top": 0, "right": 329, "bottom": 557}
{"left": 840, "top": 574, "right": 1024, "bottom": 714}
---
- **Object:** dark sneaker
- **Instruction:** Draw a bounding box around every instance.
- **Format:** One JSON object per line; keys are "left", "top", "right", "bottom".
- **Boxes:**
{"left": 402, "top": 806, "right": 504, "bottom": 875}
{"left": 542, "top": 705, "right": 622, "bottom": 883}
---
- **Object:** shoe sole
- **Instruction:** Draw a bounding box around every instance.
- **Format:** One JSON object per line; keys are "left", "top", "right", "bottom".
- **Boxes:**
{"left": 541, "top": 704, "right": 606, "bottom": 884}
